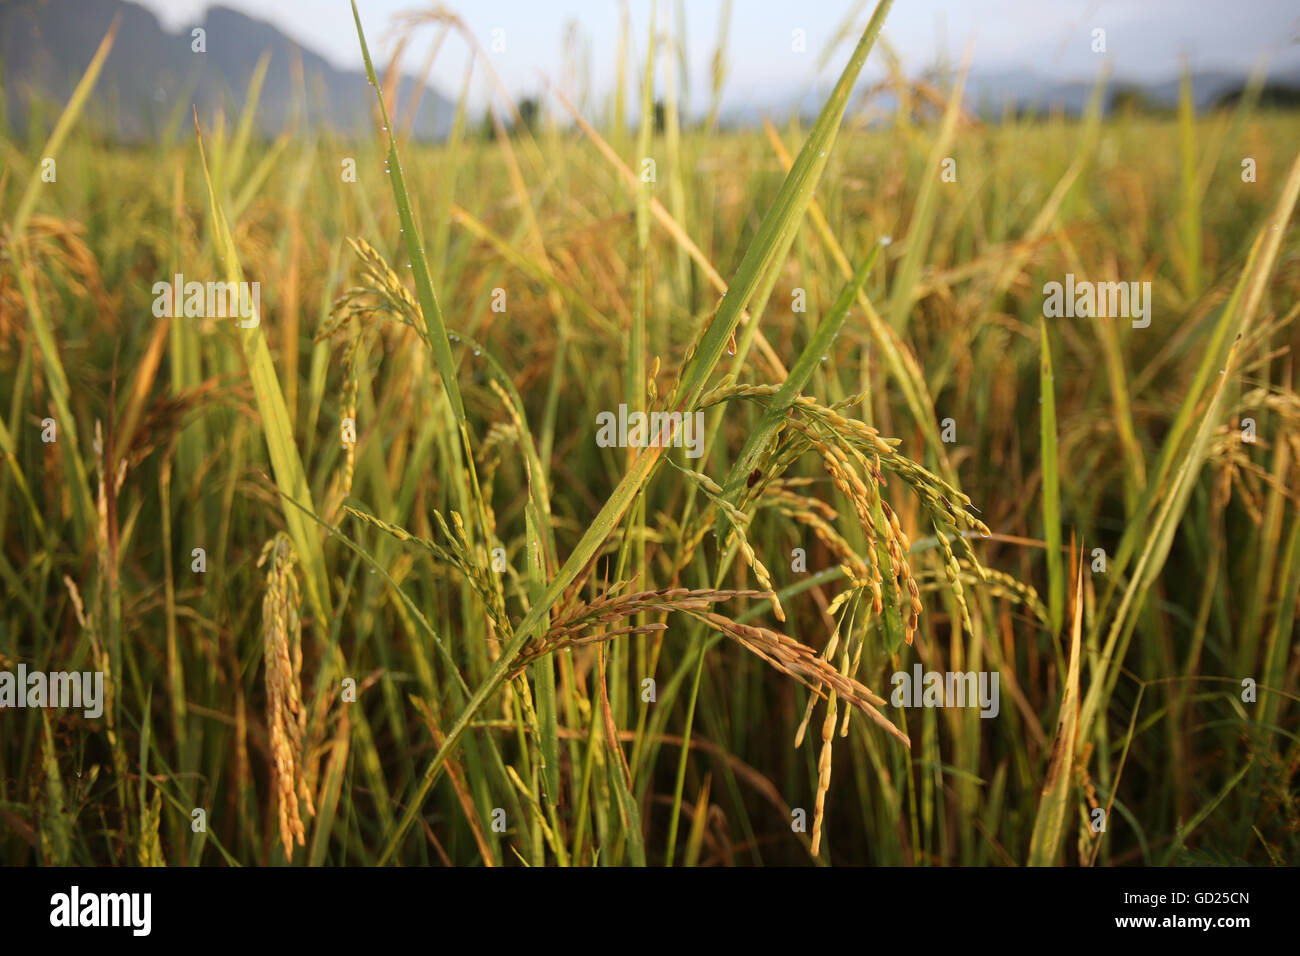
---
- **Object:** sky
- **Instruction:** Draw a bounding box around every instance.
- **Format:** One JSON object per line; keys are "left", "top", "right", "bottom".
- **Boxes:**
{"left": 136, "top": 0, "right": 1300, "bottom": 113}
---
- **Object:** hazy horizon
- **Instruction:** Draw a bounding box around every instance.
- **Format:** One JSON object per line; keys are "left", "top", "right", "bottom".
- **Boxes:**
{"left": 133, "top": 0, "right": 1300, "bottom": 114}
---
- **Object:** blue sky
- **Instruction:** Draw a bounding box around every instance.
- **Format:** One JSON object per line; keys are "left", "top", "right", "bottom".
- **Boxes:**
{"left": 138, "top": 0, "right": 1300, "bottom": 112}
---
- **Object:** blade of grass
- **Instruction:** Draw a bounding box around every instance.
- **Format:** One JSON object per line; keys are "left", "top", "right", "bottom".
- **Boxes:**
{"left": 1178, "top": 60, "right": 1201, "bottom": 301}
{"left": 1040, "top": 317, "right": 1063, "bottom": 634}
{"left": 1157, "top": 759, "right": 1252, "bottom": 865}
{"left": 376, "top": 0, "right": 897, "bottom": 865}
{"left": 10, "top": 17, "right": 119, "bottom": 538}
{"left": 1080, "top": 148, "right": 1300, "bottom": 743}
{"left": 1027, "top": 554, "right": 1083, "bottom": 865}
{"left": 192, "top": 112, "right": 332, "bottom": 623}
{"left": 886, "top": 56, "right": 969, "bottom": 332}
{"left": 350, "top": 0, "right": 488, "bottom": 540}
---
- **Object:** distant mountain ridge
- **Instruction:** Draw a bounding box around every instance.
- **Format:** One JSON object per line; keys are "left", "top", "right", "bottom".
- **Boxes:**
{"left": 1, "top": 0, "right": 455, "bottom": 140}
{"left": 733, "top": 62, "right": 1300, "bottom": 129}
{"left": 963, "top": 65, "right": 1300, "bottom": 115}
{"left": 5, "top": 0, "right": 1299, "bottom": 142}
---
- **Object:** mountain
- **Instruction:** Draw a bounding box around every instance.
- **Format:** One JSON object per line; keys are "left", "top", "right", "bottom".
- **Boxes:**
{"left": 721, "top": 62, "right": 1300, "bottom": 129}
{"left": 0, "top": 0, "right": 455, "bottom": 141}
{"left": 964, "top": 66, "right": 1300, "bottom": 116}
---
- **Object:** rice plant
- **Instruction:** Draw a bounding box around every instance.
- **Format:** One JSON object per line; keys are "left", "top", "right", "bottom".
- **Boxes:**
{"left": 1, "top": 0, "right": 1298, "bottom": 869}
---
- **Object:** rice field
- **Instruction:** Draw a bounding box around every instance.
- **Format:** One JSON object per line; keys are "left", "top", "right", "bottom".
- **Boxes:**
{"left": 1, "top": 0, "right": 1299, "bottom": 867}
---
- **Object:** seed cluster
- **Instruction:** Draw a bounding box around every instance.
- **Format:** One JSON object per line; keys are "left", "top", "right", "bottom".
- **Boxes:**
{"left": 259, "top": 533, "right": 315, "bottom": 858}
